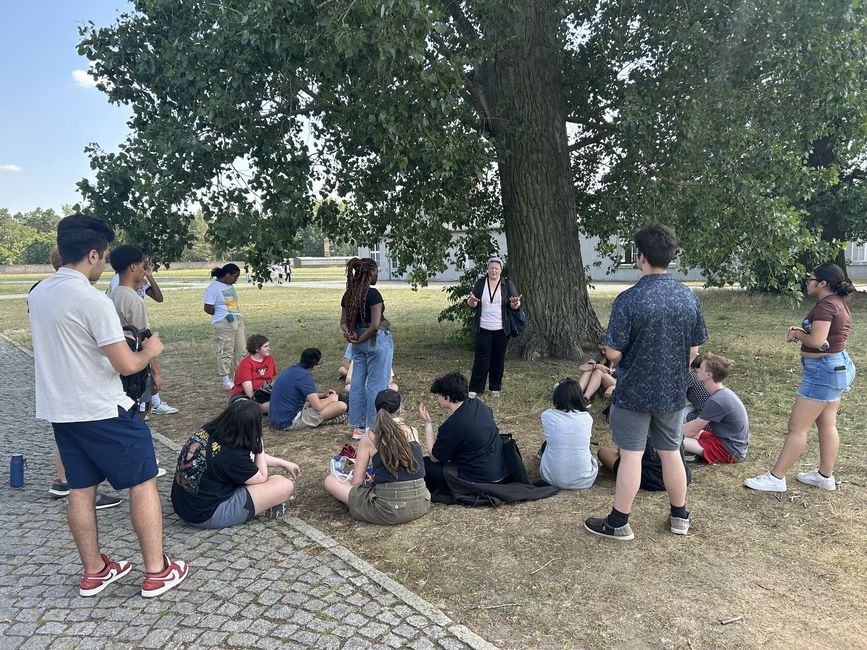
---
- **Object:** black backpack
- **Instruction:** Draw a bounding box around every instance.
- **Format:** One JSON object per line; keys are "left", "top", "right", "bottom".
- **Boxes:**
{"left": 120, "top": 325, "right": 151, "bottom": 403}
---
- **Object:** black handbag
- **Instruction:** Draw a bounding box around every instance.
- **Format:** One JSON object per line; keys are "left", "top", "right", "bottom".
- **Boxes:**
{"left": 500, "top": 433, "right": 531, "bottom": 484}
{"left": 507, "top": 307, "right": 527, "bottom": 337}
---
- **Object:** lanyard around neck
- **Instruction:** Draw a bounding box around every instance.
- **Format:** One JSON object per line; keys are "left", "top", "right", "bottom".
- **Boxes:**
{"left": 487, "top": 279, "right": 501, "bottom": 303}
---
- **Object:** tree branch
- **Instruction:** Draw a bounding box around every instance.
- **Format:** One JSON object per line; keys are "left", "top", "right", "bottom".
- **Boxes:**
{"left": 568, "top": 123, "right": 619, "bottom": 152}
{"left": 445, "top": 1, "right": 480, "bottom": 42}
{"left": 429, "top": 30, "right": 493, "bottom": 135}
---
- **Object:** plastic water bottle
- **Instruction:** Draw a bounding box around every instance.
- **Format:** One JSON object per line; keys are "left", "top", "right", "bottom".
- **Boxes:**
{"left": 10, "top": 453, "right": 26, "bottom": 488}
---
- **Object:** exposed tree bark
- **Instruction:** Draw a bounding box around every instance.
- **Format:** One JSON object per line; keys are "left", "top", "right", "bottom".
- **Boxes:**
{"left": 477, "top": 0, "right": 603, "bottom": 360}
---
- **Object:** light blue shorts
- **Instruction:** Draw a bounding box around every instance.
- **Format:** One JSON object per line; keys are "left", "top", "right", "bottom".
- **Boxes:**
{"left": 797, "top": 351, "right": 856, "bottom": 402}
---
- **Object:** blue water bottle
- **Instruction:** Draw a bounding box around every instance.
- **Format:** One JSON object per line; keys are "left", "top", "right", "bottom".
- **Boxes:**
{"left": 10, "top": 453, "right": 26, "bottom": 488}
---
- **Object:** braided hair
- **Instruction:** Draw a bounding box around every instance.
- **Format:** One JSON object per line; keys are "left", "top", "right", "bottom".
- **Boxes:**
{"left": 343, "top": 258, "right": 379, "bottom": 329}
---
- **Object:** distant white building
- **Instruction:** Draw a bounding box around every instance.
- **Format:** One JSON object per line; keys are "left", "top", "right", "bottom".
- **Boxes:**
{"left": 359, "top": 235, "right": 867, "bottom": 282}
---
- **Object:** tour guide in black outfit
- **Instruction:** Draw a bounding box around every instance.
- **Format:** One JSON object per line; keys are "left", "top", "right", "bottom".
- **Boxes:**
{"left": 419, "top": 372, "right": 510, "bottom": 494}
{"left": 465, "top": 256, "right": 522, "bottom": 398}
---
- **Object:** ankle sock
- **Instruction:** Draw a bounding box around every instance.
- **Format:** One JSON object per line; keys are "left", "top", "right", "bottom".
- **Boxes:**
{"left": 670, "top": 504, "right": 689, "bottom": 520}
{"left": 607, "top": 508, "right": 629, "bottom": 528}
{"left": 818, "top": 470, "right": 832, "bottom": 479}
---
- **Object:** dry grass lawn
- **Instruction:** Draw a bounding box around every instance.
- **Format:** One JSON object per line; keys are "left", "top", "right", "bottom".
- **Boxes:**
{"left": 4, "top": 273, "right": 865, "bottom": 649}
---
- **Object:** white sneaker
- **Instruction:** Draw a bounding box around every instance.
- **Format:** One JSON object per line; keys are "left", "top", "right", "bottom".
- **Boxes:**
{"left": 468, "top": 392, "right": 477, "bottom": 399}
{"left": 222, "top": 377, "right": 233, "bottom": 391}
{"left": 744, "top": 471, "right": 787, "bottom": 492}
{"left": 490, "top": 390, "right": 501, "bottom": 398}
{"left": 796, "top": 469, "right": 837, "bottom": 491}
{"left": 151, "top": 403, "right": 179, "bottom": 415}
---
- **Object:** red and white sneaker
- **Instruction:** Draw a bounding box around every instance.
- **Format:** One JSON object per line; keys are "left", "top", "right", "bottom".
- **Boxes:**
{"left": 351, "top": 428, "right": 367, "bottom": 441}
{"left": 141, "top": 554, "right": 189, "bottom": 598}
{"left": 79, "top": 554, "right": 132, "bottom": 597}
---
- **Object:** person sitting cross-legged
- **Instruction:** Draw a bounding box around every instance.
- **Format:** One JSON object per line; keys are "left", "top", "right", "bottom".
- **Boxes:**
{"left": 324, "top": 389, "right": 430, "bottom": 525}
{"left": 171, "top": 399, "right": 300, "bottom": 528}
{"left": 230, "top": 334, "right": 277, "bottom": 413}
{"left": 419, "top": 372, "right": 510, "bottom": 495}
{"left": 268, "top": 348, "right": 348, "bottom": 430}
{"left": 682, "top": 353, "right": 750, "bottom": 464}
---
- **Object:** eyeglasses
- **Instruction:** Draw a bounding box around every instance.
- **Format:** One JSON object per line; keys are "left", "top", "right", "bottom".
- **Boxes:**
{"left": 805, "top": 277, "right": 818, "bottom": 283}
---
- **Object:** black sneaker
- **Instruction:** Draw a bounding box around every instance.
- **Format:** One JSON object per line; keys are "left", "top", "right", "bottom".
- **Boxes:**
{"left": 584, "top": 516, "right": 635, "bottom": 541}
{"left": 95, "top": 493, "right": 122, "bottom": 510}
{"left": 49, "top": 480, "right": 70, "bottom": 499}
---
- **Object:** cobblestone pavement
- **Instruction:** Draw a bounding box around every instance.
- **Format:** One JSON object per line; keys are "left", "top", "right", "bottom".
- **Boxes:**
{"left": 0, "top": 337, "right": 496, "bottom": 650}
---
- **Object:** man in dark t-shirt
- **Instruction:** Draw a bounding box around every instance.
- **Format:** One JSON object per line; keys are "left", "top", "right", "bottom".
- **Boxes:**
{"left": 419, "top": 372, "right": 510, "bottom": 493}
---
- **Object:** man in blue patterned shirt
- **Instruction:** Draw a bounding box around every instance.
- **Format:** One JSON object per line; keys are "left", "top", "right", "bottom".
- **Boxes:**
{"left": 586, "top": 223, "right": 707, "bottom": 540}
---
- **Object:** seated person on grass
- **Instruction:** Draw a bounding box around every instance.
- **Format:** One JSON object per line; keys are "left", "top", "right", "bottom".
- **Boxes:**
{"left": 171, "top": 399, "right": 300, "bottom": 528}
{"left": 230, "top": 334, "right": 277, "bottom": 413}
{"left": 684, "top": 352, "right": 711, "bottom": 422}
{"left": 538, "top": 378, "right": 597, "bottom": 489}
{"left": 324, "top": 389, "right": 430, "bottom": 525}
{"left": 682, "top": 352, "right": 749, "bottom": 464}
{"left": 597, "top": 438, "right": 692, "bottom": 491}
{"left": 268, "top": 348, "right": 348, "bottom": 430}
{"left": 418, "top": 371, "right": 510, "bottom": 494}
{"left": 577, "top": 344, "right": 617, "bottom": 401}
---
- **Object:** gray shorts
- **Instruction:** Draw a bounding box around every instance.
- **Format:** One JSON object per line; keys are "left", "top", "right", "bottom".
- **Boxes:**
{"left": 191, "top": 487, "right": 255, "bottom": 529}
{"left": 609, "top": 405, "right": 683, "bottom": 452}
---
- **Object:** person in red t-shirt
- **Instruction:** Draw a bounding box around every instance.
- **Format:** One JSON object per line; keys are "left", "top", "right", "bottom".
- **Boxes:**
{"left": 230, "top": 334, "right": 277, "bottom": 413}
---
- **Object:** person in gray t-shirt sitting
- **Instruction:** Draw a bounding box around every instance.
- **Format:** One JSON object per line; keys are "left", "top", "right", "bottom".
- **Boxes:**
{"left": 682, "top": 353, "right": 749, "bottom": 464}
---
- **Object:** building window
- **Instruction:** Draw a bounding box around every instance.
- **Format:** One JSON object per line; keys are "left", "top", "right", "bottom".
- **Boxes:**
{"left": 848, "top": 241, "right": 867, "bottom": 264}
{"left": 615, "top": 238, "right": 637, "bottom": 265}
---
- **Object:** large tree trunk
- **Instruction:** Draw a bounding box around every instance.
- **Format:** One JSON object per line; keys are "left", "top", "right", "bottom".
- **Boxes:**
{"left": 478, "top": 0, "right": 602, "bottom": 360}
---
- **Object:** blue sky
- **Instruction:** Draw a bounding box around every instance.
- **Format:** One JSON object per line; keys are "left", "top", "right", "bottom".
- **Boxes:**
{"left": 0, "top": 1, "right": 132, "bottom": 215}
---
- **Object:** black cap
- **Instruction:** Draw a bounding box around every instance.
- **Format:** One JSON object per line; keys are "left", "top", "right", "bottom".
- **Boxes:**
{"left": 374, "top": 389, "right": 401, "bottom": 414}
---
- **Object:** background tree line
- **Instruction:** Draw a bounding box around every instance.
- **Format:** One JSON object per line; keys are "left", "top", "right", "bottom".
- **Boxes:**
{"left": 0, "top": 204, "right": 352, "bottom": 265}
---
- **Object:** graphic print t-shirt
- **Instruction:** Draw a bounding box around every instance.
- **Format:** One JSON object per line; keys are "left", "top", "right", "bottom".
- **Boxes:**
{"left": 204, "top": 280, "right": 241, "bottom": 324}
{"left": 231, "top": 355, "right": 277, "bottom": 396}
{"left": 170, "top": 428, "right": 258, "bottom": 523}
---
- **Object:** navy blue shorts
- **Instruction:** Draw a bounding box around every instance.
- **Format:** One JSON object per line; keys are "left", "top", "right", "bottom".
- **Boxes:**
{"left": 52, "top": 406, "right": 158, "bottom": 490}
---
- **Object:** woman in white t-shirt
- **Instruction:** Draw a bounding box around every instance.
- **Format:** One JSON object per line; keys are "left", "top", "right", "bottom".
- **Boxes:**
{"left": 465, "top": 256, "right": 522, "bottom": 398}
{"left": 204, "top": 264, "right": 245, "bottom": 390}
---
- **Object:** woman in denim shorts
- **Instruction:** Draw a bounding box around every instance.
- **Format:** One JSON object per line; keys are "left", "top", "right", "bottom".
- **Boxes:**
{"left": 746, "top": 263, "right": 856, "bottom": 493}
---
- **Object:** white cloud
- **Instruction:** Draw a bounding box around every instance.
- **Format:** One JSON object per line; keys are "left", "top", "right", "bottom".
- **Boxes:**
{"left": 0, "top": 164, "right": 22, "bottom": 172}
{"left": 72, "top": 69, "right": 98, "bottom": 89}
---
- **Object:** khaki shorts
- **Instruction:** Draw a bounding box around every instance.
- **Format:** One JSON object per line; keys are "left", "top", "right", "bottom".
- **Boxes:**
{"left": 348, "top": 478, "right": 430, "bottom": 525}
{"left": 290, "top": 402, "right": 324, "bottom": 429}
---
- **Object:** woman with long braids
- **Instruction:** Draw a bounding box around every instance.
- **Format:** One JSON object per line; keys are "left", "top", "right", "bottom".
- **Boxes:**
{"left": 204, "top": 263, "right": 245, "bottom": 390}
{"left": 340, "top": 258, "right": 394, "bottom": 439}
{"left": 745, "top": 263, "right": 856, "bottom": 493}
{"left": 324, "top": 389, "right": 429, "bottom": 525}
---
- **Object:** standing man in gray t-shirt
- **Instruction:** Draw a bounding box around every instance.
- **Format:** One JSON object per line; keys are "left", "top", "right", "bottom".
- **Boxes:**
{"left": 585, "top": 223, "right": 707, "bottom": 541}
{"left": 683, "top": 353, "right": 750, "bottom": 463}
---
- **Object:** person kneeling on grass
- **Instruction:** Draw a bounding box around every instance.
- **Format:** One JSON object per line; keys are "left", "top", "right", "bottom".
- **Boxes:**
{"left": 324, "top": 389, "right": 430, "bottom": 525}
{"left": 171, "top": 399, "right": 300, "bottom": 528}
{"left": 268, "top": 348, "right": 348, "bottom": 430}
{"left": 682, "top": 353, "right": 749, "bottom": 464}
{"left": 230, "top": 333, "right": 277, "bottom": 413}
{"left": 538, "top": 378, "right": 598, "bottom": 489}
